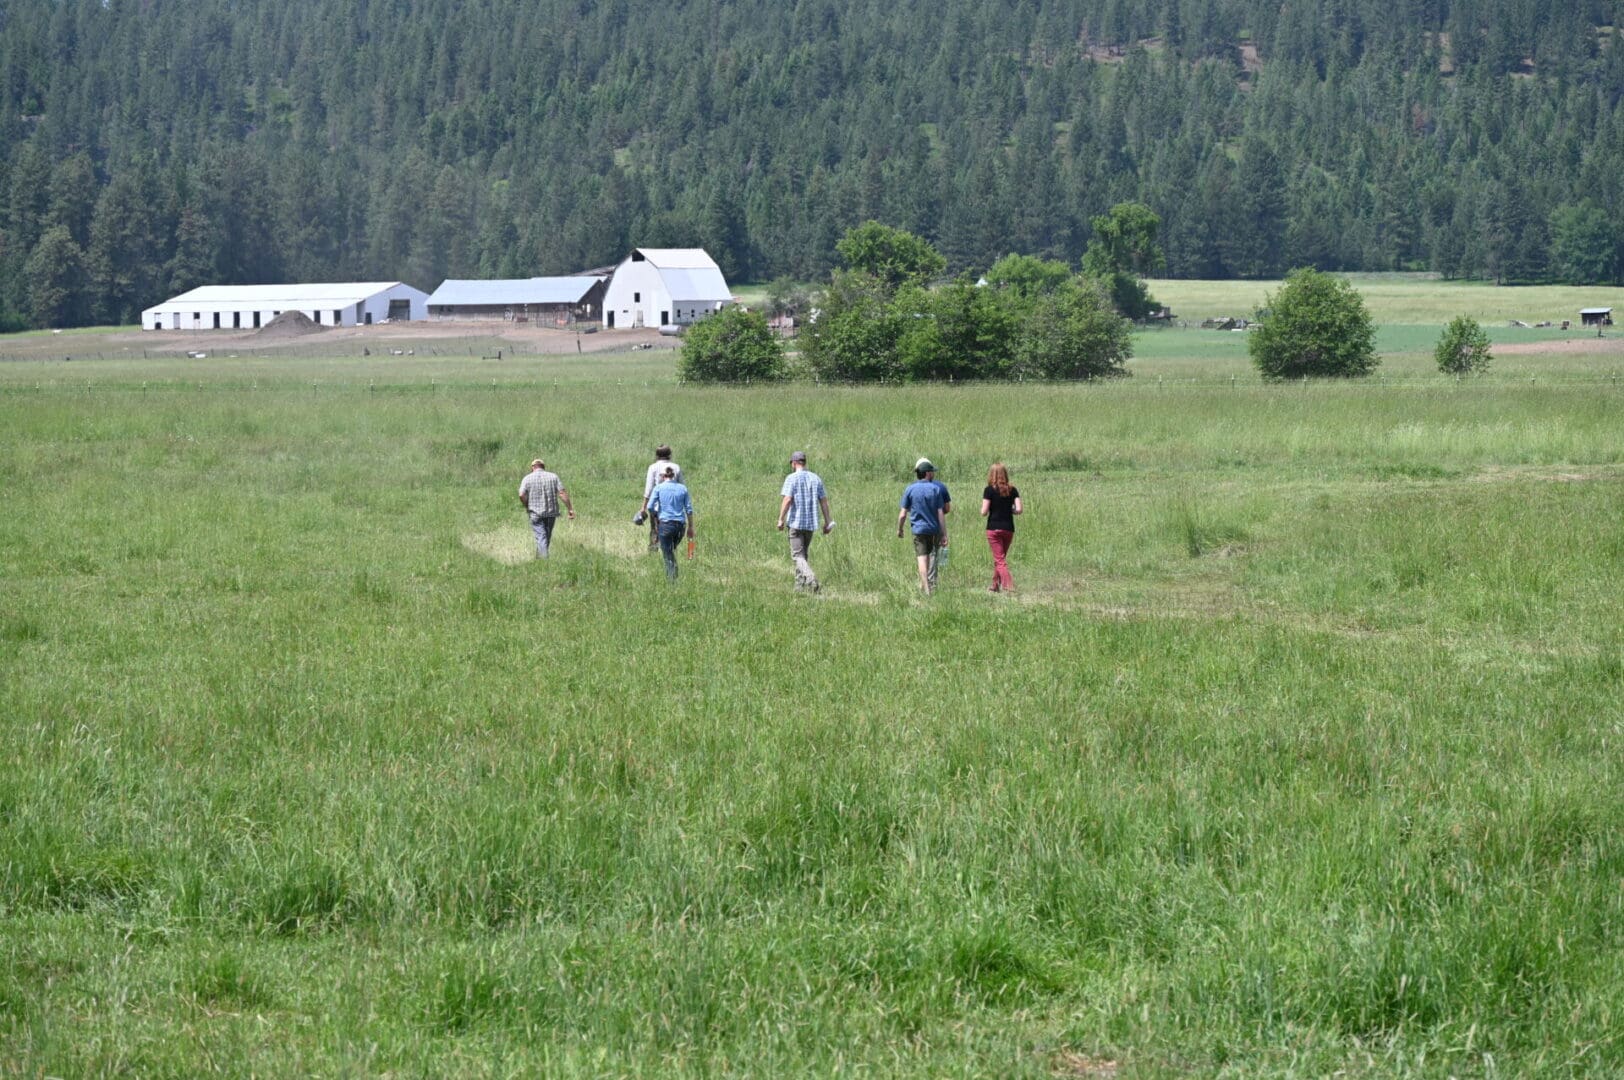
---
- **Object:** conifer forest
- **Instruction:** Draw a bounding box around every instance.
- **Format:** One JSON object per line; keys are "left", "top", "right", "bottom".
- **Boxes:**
{"left": 3, "top": 0, "right": 1623, "bottom": 328}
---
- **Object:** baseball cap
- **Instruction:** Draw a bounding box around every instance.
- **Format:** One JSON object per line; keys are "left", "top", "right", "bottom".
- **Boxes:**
{"left": 531, "top": 458, "right": 544, "bottom": 469}
{"left": 790, "top": 451, "right": 806, "bottom": 463}
{"left": 914, "top": 458, "right": 935, "bottom": 473}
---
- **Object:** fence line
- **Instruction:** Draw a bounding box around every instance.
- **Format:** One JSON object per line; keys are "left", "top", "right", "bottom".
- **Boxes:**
{"left": 0, "top": 329, "right": 651, "bottom": 364}
{"left": 4, "top": 371, "right": 1624, "bottom": 396}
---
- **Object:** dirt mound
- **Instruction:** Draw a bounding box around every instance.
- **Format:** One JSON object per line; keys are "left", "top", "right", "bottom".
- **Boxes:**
{"left": 256, "top": 311, "right": 327, "bottom": 339}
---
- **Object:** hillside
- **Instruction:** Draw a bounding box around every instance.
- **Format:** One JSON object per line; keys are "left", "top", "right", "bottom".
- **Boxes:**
{"left": 3, "top": 0, "right": 1623, "bottom": 328}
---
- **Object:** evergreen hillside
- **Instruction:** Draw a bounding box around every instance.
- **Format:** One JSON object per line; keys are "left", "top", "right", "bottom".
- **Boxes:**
{"left": 3, "top": 0, "right": 1623, "bottom": 328}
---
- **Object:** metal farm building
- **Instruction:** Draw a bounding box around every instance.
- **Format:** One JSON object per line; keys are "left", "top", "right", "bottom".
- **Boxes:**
{"left": 141, "top": 283, "right": 428, "bottom": 331}
{"left": 426, "top": 277, "right": 607, "bottom": 325}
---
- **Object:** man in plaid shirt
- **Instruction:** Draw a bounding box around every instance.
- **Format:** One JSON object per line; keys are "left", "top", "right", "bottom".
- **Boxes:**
{"left": 776, "top": 450, "right": 833, "bottom": 593}
{"left": 518, "top": 457, "right": 574, "bottom": 558}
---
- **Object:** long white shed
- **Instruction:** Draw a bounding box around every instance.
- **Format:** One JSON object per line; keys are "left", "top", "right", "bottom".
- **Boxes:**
{"left": 141, "top": 283, "right": 428, "bottom": 331}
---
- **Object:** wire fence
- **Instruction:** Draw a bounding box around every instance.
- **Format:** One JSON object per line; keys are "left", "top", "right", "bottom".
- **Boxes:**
{"left": 4, "top": 370, "right": 1624, "bottom": 396}
{"left": 0, "top": 333, "right": 652, "bottom": 366}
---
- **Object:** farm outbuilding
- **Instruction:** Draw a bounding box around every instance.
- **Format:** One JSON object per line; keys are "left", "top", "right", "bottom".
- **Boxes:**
{"left": 1580, "top": 307, "right": 1613, "bottom": 327}
{"left": 141, "top": 283, "right": 428, "bottom": 331}
{"left": 601, "top": 248, "right": 733, "bottom": 330}
{"left": 427, "top": 276, "right": 607, "bottom": 325}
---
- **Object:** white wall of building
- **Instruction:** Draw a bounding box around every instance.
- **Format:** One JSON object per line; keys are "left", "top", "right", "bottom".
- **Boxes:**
{"left": 601, "top": 261, "right": 671, "bottom": 330}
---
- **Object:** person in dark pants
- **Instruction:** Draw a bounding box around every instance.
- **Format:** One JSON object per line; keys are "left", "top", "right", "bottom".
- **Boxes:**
{"left": 979, "top": 462, "right": 1022, "bottom": 592}
{"left": 635, "top": 444, "right": 683, "bottom": 552}
{"left": 646, "top": 465, "right": 695, "bottom": 580}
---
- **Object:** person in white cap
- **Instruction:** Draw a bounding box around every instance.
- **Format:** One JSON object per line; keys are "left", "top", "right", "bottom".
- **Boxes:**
{"left": 897, "top": 458, "right": 950, "bottom": 594}
{"left": 776, "top": 450, "right": 833, "bottom": 593}
{"left": 635, "top": 444, "right": 683, "bottom": 552}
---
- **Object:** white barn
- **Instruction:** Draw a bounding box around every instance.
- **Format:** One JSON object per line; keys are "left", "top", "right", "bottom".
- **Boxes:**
{"left": 141, "top": 283, "right": 428, "bottom": 331}
{"left": 601, "top": 249, "right": 733, "bottom": 330}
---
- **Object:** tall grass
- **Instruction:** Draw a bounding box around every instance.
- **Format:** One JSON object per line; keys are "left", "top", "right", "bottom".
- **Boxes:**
{"left": 1, "top": 350, "right": 1621, "bottom": 1075}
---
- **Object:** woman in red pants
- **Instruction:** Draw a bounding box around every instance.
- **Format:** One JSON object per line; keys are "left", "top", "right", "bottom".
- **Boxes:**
{"left": 979, "top": 462, "right": 1022, "bottom": 593}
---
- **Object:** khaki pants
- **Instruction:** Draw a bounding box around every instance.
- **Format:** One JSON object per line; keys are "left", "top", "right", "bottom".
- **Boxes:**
{"left": 789, "top": 529, "right": 819, "bottom": 591}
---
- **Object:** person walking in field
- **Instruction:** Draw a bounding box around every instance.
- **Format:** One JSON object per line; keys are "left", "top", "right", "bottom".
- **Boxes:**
{"left": 980, "top": 462, "right": 1022, "bottom": 593}
{"left": 897, "top": 458, "right": 950, "bottom": 594}
{"left": 518, "top": 457, "right": 574, "bottom": 558}
{"left": 647, "top": 465, "right": 695, "bottom": 581}
{"left": 635, "top": 444, "right": 684, "bottom": 552}
{"left": 777, "top": 450, "right": 833, "bottom": 593}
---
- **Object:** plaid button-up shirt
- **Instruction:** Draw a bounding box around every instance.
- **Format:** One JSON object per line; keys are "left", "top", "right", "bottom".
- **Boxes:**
{"left": 519, "top": 470, "right": 563, "bottom": 517}
{"left": 779, "top": 469, "right": 825, "bottom": 531}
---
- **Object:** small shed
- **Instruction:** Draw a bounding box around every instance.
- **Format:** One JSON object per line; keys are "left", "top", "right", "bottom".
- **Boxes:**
{"left": 1580, "top": 308, "right": 1613, "bottom": 327}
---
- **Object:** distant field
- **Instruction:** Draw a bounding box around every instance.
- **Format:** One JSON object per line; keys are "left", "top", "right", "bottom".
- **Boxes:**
{"left": 1147, "top": 274, "right": 1624, "bottom": 325}
{"left": 728, "top": 275, "right": 1624, "bottom": 328}
{"left": 2, "top": 342, "right": 1620, "bottom": 1076}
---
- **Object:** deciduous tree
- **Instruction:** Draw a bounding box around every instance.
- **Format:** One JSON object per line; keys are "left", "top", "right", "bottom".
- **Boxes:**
{"left": 678, "top": 305, "right": 785, "bottom": 383}
{"left": 1435, "top": 315, "right": 1493, "bottom": 375}
{"left": 1250, "top": 268, "right": 1378, "bottom": 380}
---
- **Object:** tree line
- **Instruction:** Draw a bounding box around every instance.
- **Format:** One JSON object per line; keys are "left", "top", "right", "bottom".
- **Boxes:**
{"left": 4, "top": 0, "right": 1624, "bottom": 330}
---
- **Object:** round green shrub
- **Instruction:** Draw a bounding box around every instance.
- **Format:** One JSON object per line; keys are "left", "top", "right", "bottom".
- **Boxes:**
{"left": 1250, "top": 268, "right": 1378, "bottom": 380}
{"left": 1435, "top": 315, "right": 1493, "bottom": 375}
{"left": 677, "top": 306, "right": 785, "bottom": 384}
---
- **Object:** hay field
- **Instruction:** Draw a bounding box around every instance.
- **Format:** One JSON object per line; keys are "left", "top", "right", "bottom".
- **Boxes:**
{"left": 2, "top": 328, "right": 1622, "bottom": 1076}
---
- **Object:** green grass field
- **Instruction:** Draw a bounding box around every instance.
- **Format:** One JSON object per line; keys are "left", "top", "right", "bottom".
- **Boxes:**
{"left": 3, "top": 310, "right": 1623, "bottom": 1075}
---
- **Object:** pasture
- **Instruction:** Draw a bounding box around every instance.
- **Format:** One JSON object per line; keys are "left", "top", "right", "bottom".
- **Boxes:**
{"left": 2, "top": 310, "right": 1622, "bottom": 1076}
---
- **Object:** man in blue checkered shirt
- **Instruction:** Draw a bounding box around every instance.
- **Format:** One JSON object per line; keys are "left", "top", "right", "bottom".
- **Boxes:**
{"left": 776, "top": 450, "right": 833, "bottom": 593}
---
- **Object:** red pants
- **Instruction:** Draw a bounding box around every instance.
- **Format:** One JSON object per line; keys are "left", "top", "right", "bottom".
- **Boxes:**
{"left": 986, "top": 530, "right": 1015, "bottom": 591}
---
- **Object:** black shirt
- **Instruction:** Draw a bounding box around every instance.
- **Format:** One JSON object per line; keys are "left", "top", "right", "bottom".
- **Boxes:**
{"left": 983, "top": 486, "right": 1019, "bottom": 532}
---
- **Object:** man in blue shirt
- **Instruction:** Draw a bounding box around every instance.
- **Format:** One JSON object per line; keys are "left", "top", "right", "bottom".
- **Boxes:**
{"left": 777, "top": 450, "right": 833, "bottom": 593}
{"left": 897, "top": 458, "right": 950, "bottom": 594}
{"left": 646, "top": 465, "right": 695, "bottom": 580}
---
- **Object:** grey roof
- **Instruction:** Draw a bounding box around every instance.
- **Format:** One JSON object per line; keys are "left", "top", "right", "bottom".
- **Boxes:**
{"left": 660, "top": 267, "right": 732, "bottom": 303}
{"left": 430, "top": 277, "right": 605, "bottom": 306}
{"left": 1579, "top": 307, "right": 1613, "bottom": 315}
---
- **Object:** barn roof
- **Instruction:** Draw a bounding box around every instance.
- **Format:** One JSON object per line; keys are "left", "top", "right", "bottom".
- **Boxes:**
{"left": 625, "top": 249, "right": 731, "bottom": 302}
{"left": 633, "top": 248, "right": 720, "bottom": 269}
{"left": 147, "top": 283, "right": 416, "bottom": 312}
{"left": 429, "top": 277, "right": 606, "bottom": 306}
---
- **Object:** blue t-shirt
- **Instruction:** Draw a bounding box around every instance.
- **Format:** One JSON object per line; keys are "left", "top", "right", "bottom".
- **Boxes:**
{"left": 648, "top": 480, "right": 694, "bottom": 523}
{"left": 900, "top": 479, "right": 949, "bottom": 535}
